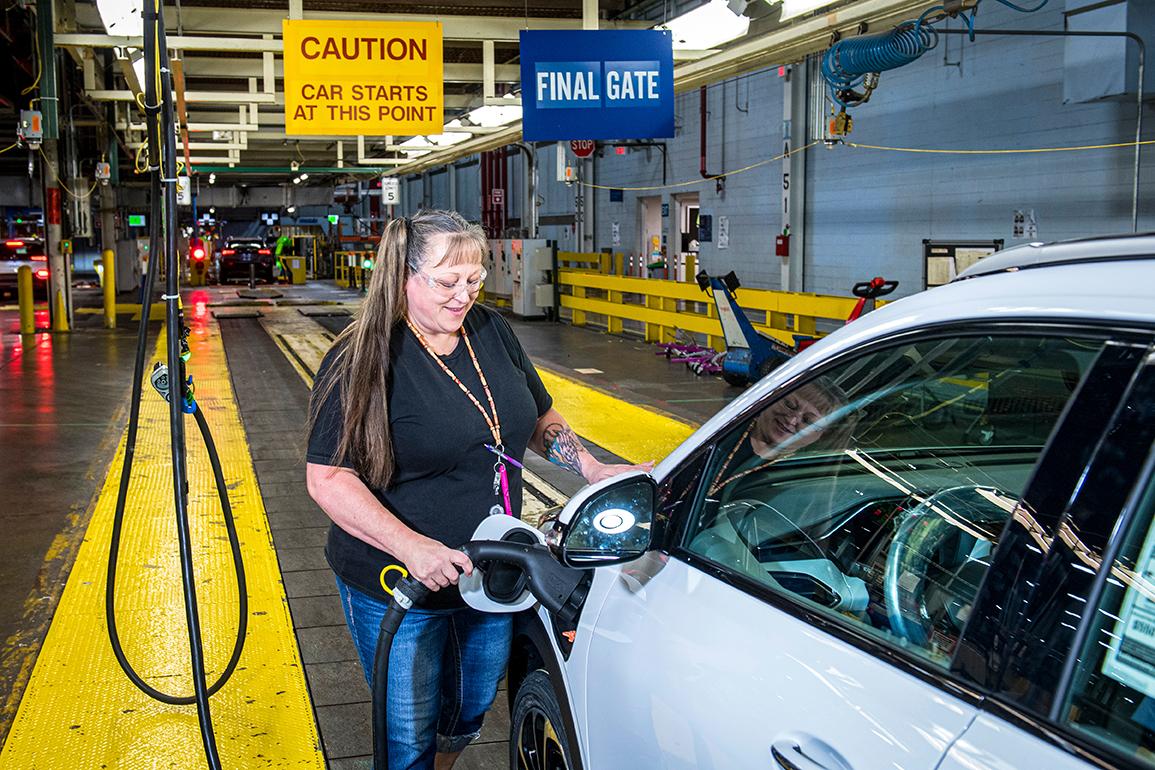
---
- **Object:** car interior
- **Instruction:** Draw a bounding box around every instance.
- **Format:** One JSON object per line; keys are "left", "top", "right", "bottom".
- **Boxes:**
{"left": 686, "top": 333, "right": 1106, "bottom": 666}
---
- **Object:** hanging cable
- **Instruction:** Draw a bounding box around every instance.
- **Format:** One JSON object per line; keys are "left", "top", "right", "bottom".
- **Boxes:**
{"left": 103, "top": 1, "right": 247, "bottom": 768}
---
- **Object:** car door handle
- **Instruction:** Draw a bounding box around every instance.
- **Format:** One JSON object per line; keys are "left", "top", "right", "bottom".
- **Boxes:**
{"left": 771, "top": 733, "right": 853, "bottom": 770}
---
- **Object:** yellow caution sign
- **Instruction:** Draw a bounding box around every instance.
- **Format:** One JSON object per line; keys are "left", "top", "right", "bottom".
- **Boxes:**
{"left": 282, "top": 19, "right": 443, "bottom": 136}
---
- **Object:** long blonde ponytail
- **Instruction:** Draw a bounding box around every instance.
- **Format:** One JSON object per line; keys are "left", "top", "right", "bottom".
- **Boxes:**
{"left": 306, "top": 210, "right": 487, "bottom": 488}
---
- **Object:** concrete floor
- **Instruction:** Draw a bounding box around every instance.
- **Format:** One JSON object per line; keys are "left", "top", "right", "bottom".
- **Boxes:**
{"left": 0, "top": 279, "right": 742, "bottom": 767}
{"left": 0, "top": 290, "right": 145, "bottom": 747}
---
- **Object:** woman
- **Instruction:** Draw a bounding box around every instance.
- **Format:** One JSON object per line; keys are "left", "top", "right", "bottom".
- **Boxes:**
{"left": 711, "top": 377, "right": 858, "bottom": 498}
{"left": 305, "top": 210, "right": 645, "bottom": 770}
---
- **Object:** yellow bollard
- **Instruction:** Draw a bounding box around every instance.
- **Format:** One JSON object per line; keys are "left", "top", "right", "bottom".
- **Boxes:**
{"left": 17, "top": 265, "right": 35, "bottom": 335}
{"left": 102, "top": 249, "right": 117, "bottom": 329}
{"left": 52, "top": 288, "right": 69, "bottom": 332}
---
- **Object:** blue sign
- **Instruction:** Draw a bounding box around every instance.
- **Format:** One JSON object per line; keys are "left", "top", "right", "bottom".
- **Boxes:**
{"left": 520, "top": 30, "right": 674, "bottom": 142}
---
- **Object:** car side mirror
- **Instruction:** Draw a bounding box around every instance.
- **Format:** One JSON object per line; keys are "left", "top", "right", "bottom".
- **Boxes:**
{"left": 556, "top": 471, "right": 657, "bottom": 568}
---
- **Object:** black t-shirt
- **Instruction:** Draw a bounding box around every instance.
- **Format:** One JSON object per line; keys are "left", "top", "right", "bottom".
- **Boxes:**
{"left": 306, "top": 304, "right": 553, "bottom": 608}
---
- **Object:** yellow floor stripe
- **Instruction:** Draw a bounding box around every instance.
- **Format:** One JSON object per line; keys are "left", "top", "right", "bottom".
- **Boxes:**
{"left": 258, "top": 306, "right": 698, "bottom": 466}
{"left": 536, "top": 368, "right": 697, "bottom": 465}
{"left": 259, "top": 309, "right": 573, "bottom": 512}
{"left": 0, "top": 312, "right": 324, "bottom": 767}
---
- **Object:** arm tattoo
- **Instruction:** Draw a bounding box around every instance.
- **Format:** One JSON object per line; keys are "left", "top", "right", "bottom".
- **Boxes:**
{"left": 542, "top": 422, "right": 585, "bottom": 476}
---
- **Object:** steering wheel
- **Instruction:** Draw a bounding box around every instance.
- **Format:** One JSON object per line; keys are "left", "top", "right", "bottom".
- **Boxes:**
{"left": 883, "top": 485, "right": 1014, "bottom": 646}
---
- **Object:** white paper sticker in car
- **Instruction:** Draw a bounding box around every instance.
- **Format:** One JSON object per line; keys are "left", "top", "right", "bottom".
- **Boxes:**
{"left": 1101, "top": 519, "right": 1155, "bottom": 697}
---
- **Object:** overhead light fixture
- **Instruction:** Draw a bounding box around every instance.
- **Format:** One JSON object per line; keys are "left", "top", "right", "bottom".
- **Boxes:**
{"left": 398, "top": 136, "right": 432, "bottom": 157}
{"left": 286, "top": 205, "right": 297, "bottom": 214}
{"left": 654, "top": 0, "right": 750, "bottom": 51}
{"left": 427, "top": 120, "right": 471, "bottom": 147}
{"left": 298, "top": 173, "right": 309, "bottom": 181}
{"left": 292, "top": 176, "right": 301, "bottom": 184}
{"left": 96, "top": 0, "right": 143, "bottom": 36}
{"left": 779, "top": 0, "right": 837, "bottom": 20}
{"left": 208, "top": 172, "right": 216, "bottom": 184}
{"left": 462, "top": 95, "right": 523, "bottom": 129}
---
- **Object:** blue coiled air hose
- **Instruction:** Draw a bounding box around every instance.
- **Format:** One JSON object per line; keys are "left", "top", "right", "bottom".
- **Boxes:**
{"left": 821, "top": 6, "right": 945, "bottom": 107}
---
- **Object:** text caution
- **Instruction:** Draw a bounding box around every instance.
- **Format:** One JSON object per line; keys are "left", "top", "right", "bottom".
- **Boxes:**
{"left": 282, "top": 19, "right": 443, "bottom": 136}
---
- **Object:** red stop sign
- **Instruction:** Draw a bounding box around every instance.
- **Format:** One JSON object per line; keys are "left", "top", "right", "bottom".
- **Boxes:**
{"left": 570, "top": 140, "right": 595, "bottom": 158}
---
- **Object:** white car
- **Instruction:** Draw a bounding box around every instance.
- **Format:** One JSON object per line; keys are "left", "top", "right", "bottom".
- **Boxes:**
{"left": 492, "top": 235, "right": 1155, "bottom": 770}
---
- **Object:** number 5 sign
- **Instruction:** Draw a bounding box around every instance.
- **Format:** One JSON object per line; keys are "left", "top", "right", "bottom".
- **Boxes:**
{"left": 381, "top": 177, "right": 400, "bottom": 204}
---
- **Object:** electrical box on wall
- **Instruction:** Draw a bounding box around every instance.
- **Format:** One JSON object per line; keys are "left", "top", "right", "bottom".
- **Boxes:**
{"left": 17, "top": 110, "right": 42, "bottom": 148}
{"left": 1063, "top": 0, "right": 1154, "bottom": 103}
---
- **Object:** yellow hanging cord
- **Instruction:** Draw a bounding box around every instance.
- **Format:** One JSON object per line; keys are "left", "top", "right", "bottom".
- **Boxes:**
{"left": 577, "top": 141, "right": 822, "bottom": 192}
{"left": 845, "top": 139, "right": 1155, "bottom": 155}
{"left": 36, "top": 146, "right": 99, "bottom": 200}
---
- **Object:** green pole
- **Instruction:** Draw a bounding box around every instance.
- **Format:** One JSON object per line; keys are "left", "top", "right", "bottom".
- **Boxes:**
{"left": 36, "top": 1, "right": 58, "bottom": 140}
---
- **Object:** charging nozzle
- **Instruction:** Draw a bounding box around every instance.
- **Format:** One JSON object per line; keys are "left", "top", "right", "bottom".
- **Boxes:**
{"left": 460, "top": 540, "right": 587, "bottom": 623}
{"left": 151, "top": 362, "right": 197, "bottom": 414}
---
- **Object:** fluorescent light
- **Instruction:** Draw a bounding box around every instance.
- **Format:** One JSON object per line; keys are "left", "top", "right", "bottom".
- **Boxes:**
{"left": 427, "top": 120, "right": 471, "bottom": 147}
{"left": 463, "top": 96, "right": 523, "bottom": 128}
{"left": 97, "top": 0, "right": 143, "bottom": 36}
{"left": 299, "top": 173, "right": 309, "bottom": 181}
{"left": 779, "top": 0, "right": 837, "bottom": 20}
{"left": 655, "top": 0, "right": 749, "bottom": 51}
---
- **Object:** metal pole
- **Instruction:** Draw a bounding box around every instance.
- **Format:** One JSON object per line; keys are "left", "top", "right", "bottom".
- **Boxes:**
{"left": 17, "top": 266, "right": 36, "bottom": 335}
{"left": 937, "top": 27, "right": 1145, "bottom": 233}
{"left": 42, "top": 140, "right": 68, "bottom": 332}
{"left": 102, "top": 248, "right": 117, "bottom": 329}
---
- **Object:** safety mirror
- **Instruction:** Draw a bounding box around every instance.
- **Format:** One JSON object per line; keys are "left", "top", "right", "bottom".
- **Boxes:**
{"left": 561, "top": 472, "right": 657, "bottom": 568}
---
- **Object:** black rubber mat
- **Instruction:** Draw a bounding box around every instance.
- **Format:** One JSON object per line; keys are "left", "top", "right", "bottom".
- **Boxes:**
{"left": 310, "top": 314, "right": 353, "bottom": 336}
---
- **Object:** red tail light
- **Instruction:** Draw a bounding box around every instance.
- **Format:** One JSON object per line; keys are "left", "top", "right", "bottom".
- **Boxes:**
{"left": 6, "top": 240, "right": 24, "bottom": 247}
{"left": 32, "top": 255, "right": 46, "bottom": 262}
{"left": 221, "top": 249, "right": 235, "bottom": 256}
{"left": 192, "top": 247, "right": 206, "bottom": 260}
{"left": 258, "top": 248, "right": 271, "bottom": 255}
{"left": 35, "top": 269, "right": 49, "bottom": 280}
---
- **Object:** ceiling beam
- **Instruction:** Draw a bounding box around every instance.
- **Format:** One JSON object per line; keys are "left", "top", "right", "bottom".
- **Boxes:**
{"left": 90, "top": 89, "right": 279, "bottom": 104}
{"left": 177, "top": 57, "right": 521, "bottom": 84}
{"left": 71, "top": 7, "right": 648, "bottom": 43}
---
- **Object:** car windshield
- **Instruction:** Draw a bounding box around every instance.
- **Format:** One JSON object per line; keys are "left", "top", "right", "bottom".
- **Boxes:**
{"left": 0, "top": 241, "right": 45, "bottom": 261}
{"left": 685, "top": 332, "right": 1107, "bottom": 666}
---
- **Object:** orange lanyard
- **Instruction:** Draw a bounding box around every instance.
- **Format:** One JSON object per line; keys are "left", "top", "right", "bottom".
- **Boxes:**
{"left": 405, "top": 319, "right": 502, "bottom": 449}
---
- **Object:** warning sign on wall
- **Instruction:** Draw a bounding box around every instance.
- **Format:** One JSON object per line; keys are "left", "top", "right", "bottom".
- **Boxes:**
{"left": 282, "top": 20, "right": 443, "bottom": 136}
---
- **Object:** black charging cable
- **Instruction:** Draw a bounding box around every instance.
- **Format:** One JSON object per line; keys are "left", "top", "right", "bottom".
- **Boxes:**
{"left": 103, "top": 3, "right": 246, "bottom": 768}
{"left": 371, "top": 541, "right": 588, "bottom": 770}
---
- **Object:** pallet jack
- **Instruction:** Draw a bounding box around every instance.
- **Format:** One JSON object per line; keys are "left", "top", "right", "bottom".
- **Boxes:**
{"left": 696, "top": 270, "right": 897, "bottom": 387}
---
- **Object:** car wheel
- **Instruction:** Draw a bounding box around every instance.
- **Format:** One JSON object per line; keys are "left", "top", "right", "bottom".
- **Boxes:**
{"left": 510, "top": 670, "right": 574, "bottom": 770}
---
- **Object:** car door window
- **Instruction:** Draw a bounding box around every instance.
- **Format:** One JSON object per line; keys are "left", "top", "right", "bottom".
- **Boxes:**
{"left": 1059, "top": 465, "right": 1155, "bottom": 765}
{"left": 683, "top": 333, "right": 1106, "bottom": 667}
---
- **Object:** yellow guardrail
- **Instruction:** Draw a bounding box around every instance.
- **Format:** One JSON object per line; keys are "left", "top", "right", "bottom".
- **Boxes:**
{"left": 334, "top": 250, "right": 374, "bottom": 289}
{"left": 559, "top": 267, "right": 878, "bottom": 350}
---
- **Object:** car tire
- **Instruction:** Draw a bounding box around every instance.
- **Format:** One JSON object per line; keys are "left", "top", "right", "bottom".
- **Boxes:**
{"left": 510, "top": 669, "right": 575, "bottom": 770}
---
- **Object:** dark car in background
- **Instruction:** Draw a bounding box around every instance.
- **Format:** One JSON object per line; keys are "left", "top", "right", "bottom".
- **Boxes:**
{"left": 0, "top": 239, "right": 49, "bottom": 298}
{"left": 218, "top": 237, "right": 274, "bottom": 284}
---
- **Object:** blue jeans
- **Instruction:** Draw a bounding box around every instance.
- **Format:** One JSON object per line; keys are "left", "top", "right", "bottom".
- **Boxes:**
{"left": 336, "top": 577, "right": 512, "bottom": 770}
